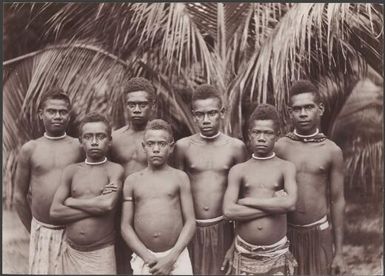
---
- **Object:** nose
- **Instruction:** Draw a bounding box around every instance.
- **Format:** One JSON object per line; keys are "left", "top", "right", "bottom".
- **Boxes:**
{"left": 299, "top": 108, "right": 307, "bottom": 117}
{"left": 133, "top": 104, "right": 141, "bottom": 114}
{"left": 203, "top": 113, "right": 210, "bottom": 124}
{"left": 91, "top": 136, "right": 98, "bottom": 146}
{"left": 53, "top": 111, "right": 62, "bottom": 119}
{"left": 152, "top": 143, "right": 160, "bottom": 153}
{"left": 257, "top": 133, "right": 266, "bottom": 142}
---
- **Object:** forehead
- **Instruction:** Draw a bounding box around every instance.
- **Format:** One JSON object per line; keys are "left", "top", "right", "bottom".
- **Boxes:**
{"left": 126, "top": 91, "right": 151, "bottom": 102}
{"left": 81, "top": 122, "right": 108, "bottom": 134}
{"left": 249, "top": 119, "right": 276, "bottom": 131}
{"left": 290, "top": 92, "right": 317, "bottom": 107}
{"left": 144, "top": 129, "right": 171, "bottom": 141}
{"left": 42, "top": 99, "right": 69, "bottom": 110}
{"left": 192, "top": 98, "right": 221, "bottom": 110}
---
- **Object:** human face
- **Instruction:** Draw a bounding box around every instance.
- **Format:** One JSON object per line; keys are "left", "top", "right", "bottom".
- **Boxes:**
{"left": 80, "top": 122, "right": 111, "bottom": 162}
{"left": 142, "top": 129, "right": 174, "bottom": 168}
{"left": 289, "top": 92, "right": 324, "bottom": 135}
{"left": 39, "top": 99, "right": 70, "bottom": 136}
{"left": 248, "top": 120, "right": 277, "bottom": 157}
{"left": 192, "top": 98, "right": 224, "bottom": 137}
{"left": 125, "top": 91, "right": 153, "bottom": 127}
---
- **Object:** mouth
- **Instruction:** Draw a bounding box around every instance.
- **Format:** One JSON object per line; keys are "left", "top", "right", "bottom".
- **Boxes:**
{"left": 89, "top": 149, "right": 101, "bottom": 153}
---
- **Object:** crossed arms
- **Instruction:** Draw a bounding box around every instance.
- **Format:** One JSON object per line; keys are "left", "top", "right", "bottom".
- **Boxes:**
{"left": 223, "top": 162, "right": 297, "bottom": 221}
{"left": 50, "top": 164, "right": 124, "bottom": 224}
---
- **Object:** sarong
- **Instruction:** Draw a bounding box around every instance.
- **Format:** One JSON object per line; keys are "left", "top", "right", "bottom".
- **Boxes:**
{"left": 287, "top": 215, "right": 333, "bottom": 275}
{"left": 29, "top": 217, "right": 65, "bottom": 274}
{"left": 61, "top": 242, "right": 116, "bottom": 274}
{"left": 232, "top": 235, "right": 297, "bottom": 275}
{"left": 131, "top": 247, "right": 192, "bottom": 275}
{"left": 189, "top": 216, "right": 234, "bottom": 275}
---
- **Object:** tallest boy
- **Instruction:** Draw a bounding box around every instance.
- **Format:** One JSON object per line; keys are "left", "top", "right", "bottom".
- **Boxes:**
{"left": 174, "top": 84, "right": 248, "bottom": 275}
{"left": 275, "top": 80, "right": 346, "bottom": 275}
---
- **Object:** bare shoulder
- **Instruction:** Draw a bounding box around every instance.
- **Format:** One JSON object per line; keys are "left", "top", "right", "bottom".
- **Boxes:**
{"left": 325, "top": 139, "right": 342, "bottom": 153}
{"left": 229, "top": 161, "right": 247, "bottom": 174}
{"left": 275, "top": 136, "right": 290, "bottom": 149}
{"left": 175, "top": 135, "right": 194, "bottom": 149}
{"left": 276, "top": 157, "right": 296, "bottom": 172}
{"left": 19, "top": 139, "right": 38, "bottom": 156}
{"left": 107, "top": 161, "right": 125, "bottom": 176}
{"left": 225, "top": 135, "right": 246, "bottom": 150}
{"left": 63, "top": 162, "right": 82, "bottom": 176}
{"left": 170, "top": 166, "right": 189, "bottom": 181}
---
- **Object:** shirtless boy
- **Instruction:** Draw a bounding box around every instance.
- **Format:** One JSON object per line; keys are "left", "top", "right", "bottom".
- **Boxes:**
{"left": 50, "top": 112, "right": 124, "bottom": 274}
{"left": 121, "top": 119, "right": 196, "bottom": 275}
{"left": 174, "top": 84, "right": 248, "bottom": 275}
{"left": 275, "top": 80, "right": 346, "bottom": 275}
{"left": 110, "top": 77, "right": 156, "bottom": 274}
{"left": 14, "top": 90, "right": 83, "bottom": 274}
{"left": 223, "top": 104, "right": 298, "bottom": 275}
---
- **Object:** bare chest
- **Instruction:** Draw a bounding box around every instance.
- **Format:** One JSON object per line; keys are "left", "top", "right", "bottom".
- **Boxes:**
{"left": 241, "top": 166, "right": 284, "bottom": 196}
{"left": 71, "top": 168, "right": 110, "bottom": 197}
{"left": 283, "top": 144, "right": 330, "bottom": 175}
{"left": 134, "top": 181, "right": 179, "bottom": 203}
{"left": 31, "top": 143, "right": 80, "bottom": 174}
{"left": 112, "top": 138, "right": 146, "bottom": 164}
{"left": 185, "top": 145, "right": 235, "bottom": 172}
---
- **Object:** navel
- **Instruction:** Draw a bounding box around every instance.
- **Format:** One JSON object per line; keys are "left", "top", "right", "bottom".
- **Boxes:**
{"left": 203, "top": 206, "right": 209, "bottom": 211}
{"left": 153, "top": 232, "right": 160, "bottom": 238}
{"left": 257, "top": 226, "right": 263, "bottom": 231}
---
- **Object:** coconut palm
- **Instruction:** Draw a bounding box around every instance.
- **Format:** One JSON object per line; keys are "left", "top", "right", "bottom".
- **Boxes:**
{"left": 3, "top": 3, "right": 383, "bottom": 207}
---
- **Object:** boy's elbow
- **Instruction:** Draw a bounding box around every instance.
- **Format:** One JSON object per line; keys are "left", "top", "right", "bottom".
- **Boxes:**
{"left": 223, "top": 207, "right": 235, "bottom": 220}
{"left": 287, "top": 198, "right": 296, "bottom": 212}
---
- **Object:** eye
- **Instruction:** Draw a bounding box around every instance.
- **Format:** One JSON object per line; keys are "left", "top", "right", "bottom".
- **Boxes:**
{"left": 46, "top": 109, "right": 55, "bottom": 115}
{"left": 83, "top": 134, "right": 92, "bottom": 140}
{"left": 208, "top": 110, "right": 218, "bottom": 117}
{"left": 140, "top": 103, "right": 148, "bottom": 108}
{"left": 96, "top": 134, "right": 107, "bottom": 140}
{"left": 127, "top": 103, "right": 135, "bottom": 108}
{"left": 159, "top": 142, "right": 168, "bottom": 148}
{"left": 59, "top": 110, "right": 68, "bottom": 116}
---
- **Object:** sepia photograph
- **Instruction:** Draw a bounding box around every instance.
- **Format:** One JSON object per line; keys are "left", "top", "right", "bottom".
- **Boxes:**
{"left": 2, "top": 2, "right": 383, "bottom": 275}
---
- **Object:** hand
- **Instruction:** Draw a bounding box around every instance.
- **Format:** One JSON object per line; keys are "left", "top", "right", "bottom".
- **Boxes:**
{"left": 331, "top": 254, "right": 346, "bottom": 275}
{"left": 221, "top": 243, "right": 235, "bottom": 275}
{"left": 144, "top": 253, "right": 158, "bottom": 268}
{"left": 64, "top": 197, "right": 75, "bottom": 206}
{"left": 237, "top": 197, "right": 251, "bottom": 205}
{"left": 149, "top": 253, "right": 177, "bottom": 275}
{"left": 274, "top": 190, "right": 288, "bottom": 198}
{"left": 102, "top": 182, "right": 118, "bottom": 195}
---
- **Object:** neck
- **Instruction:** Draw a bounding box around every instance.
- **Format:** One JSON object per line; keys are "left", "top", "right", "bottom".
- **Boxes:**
{"left": 130, "top": 122, "right": 147, "bottom": 131}
{"left": 199, "top": 131, "right": 221, "bottom": 140}
{"left": 85, "top": 157, "right": 107, "bottom": 165}
{"left": 148, "top": 163, "right": 168, "bottom": 171}
{"left": 294, "top": 128, "right": 319, "bottom": 138}
{"left": 44, "top": 132, "right": 67, "bottom": 140}
{"left": 252, "top": 152, "right": 276, "bottom": 160}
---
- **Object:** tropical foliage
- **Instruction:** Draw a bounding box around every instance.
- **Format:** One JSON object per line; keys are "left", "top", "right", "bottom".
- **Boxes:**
{"left": 3, "top": 3, "right": 383, "bottom": 207}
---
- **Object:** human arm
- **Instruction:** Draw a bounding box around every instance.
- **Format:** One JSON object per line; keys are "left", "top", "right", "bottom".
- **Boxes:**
{"left": 233, "top": 140, "right": 249, "bottom": 164}
{"left": 223, "top": 165, "right": 269, "bottom": 221}
{"left": 221, "top": 238, "right": 235, "bottom": 275}
{"left": 149, "top": 172, "right": 196, "bottom": 275}
{"left": 172, "top": 140, "right": 186, "bottom": 170}
{"left": 65, "top": 165, "right": 124, "bottom": 215}
{"left": 329, "top": 146, "right": 346, "bottom": 274}
{"left": 120, "top": 176, "right": 158, "bottom": 268}
{"left": 14, "top": 143, "right": 34, "bottom": 232}
{"left": 238, "top": 162, "right": 297, "bottom": 214}
{"left": 49, "top": 166, "right": 92, "bottom": 224}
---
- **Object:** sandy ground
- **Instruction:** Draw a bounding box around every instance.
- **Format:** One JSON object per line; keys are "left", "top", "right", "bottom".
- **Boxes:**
{"left": 2, "top": 202, "right": 383, "bottom": 275}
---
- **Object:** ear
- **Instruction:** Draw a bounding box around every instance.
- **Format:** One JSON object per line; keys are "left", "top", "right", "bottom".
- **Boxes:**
{"left": 141, "top": 141, "right": 146, "bottom": 151}
{"left": 169, "top": 141, "right": 175, "bottom": 153}
{"left": 287, "top": 106, "right": 293, "bottom": 119}
{"left": 219, "top": 107, "right": 225, "bottom": 119}
{"left": 318, "top": 103, "right": 325, "bottom": 116}
{"left": 38, "top": 109, "right": 43, "bottom": 120}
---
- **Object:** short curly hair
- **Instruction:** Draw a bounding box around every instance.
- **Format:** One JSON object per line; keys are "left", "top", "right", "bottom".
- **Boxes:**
{"left": 145, "top": 119, "right": 174, "bottom": 142}
{"left": 191, "top": 84, "right": 223, "bottom": 108}
{"left": 79, "top": 112, "right": 112, "bottom": 138}
{"left": 123, "top": 77, "right": 156, "bottom": 102}
{"left": 39, "top": 88, "right": 71, "bottom": 110}
{"left": 248, "top": 104, "right": 280, "bottom": 132}
{"left": 289, "top": 80, "right": 321, "bottom": 104}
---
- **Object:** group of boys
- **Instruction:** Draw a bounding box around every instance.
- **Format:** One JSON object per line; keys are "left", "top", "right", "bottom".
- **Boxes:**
{"left": 14, "top": 77, "right": 346, "bottom": 275}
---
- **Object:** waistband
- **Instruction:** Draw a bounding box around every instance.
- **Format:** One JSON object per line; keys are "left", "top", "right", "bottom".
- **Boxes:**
{"left": 66, "top": 239, "right": 114, "bottom": 252}
{"left": 288, "top": 215, "right": 329, "bottom": 230}
{"left": 196, "top": 215, "right": 224, "bottom": 226}
{"left": 32, "top": 216, "right": 65, "bottom": 230}
{"left": 235, "top": 235, "right": 289, "bottom": 257}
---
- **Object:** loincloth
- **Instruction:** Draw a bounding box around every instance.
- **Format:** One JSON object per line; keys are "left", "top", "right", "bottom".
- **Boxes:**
{"left": 61, "top": 242, "right": 116, "bottom": 274}
{"left": 131, "top": 247, "right": 192, "bottom": 275}
{"left": 189, "top": 215, "right": 234, "bottom": 275}
{"left": 29, "top": 217, "right": 65, "bottom": 274}
{"left": 287, "top": 215, "right": 333, "bottom": 275}
{"left": 232, "top": 235, "right": 297, "bottom": 275}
